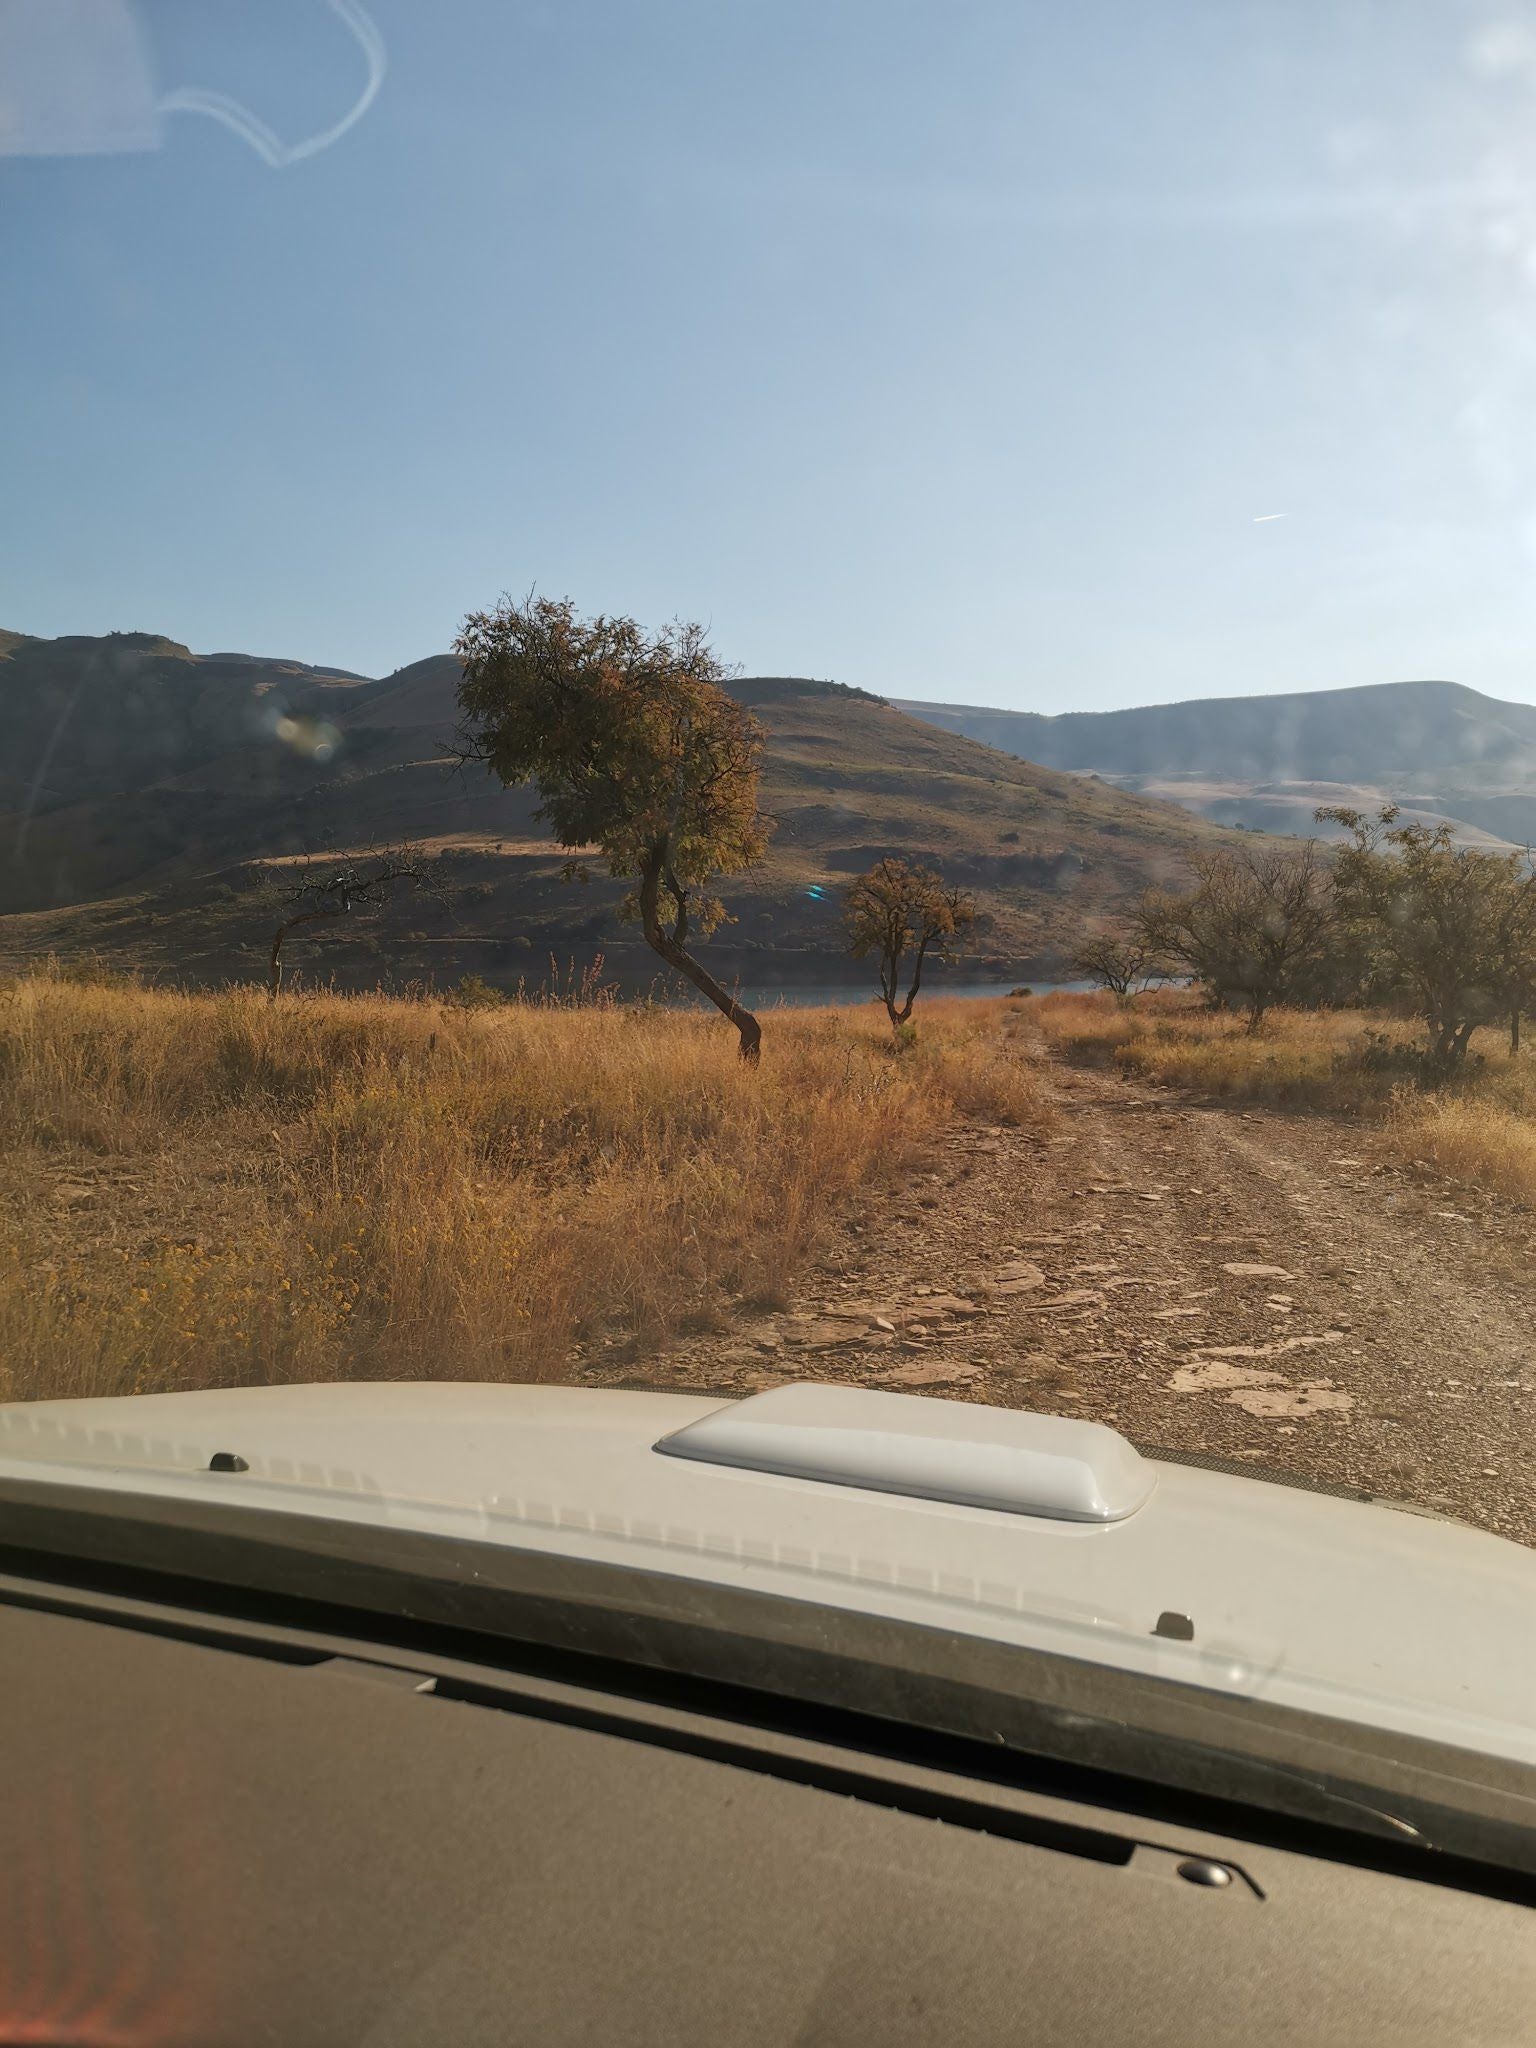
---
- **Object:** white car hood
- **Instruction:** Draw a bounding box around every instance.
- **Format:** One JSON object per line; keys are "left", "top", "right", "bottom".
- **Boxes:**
{"left": 0, "top": 1380, "right": 1532, "bottom": 1768}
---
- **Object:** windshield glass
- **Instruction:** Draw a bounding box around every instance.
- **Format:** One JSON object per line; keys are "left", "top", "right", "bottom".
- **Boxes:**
{"left": 4, "top": 2, "right": 1535, "bottom": 1684}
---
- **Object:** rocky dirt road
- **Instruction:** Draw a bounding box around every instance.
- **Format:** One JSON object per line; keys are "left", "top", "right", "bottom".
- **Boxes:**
{"left": 581, "top": 1058, "right": 1536, "bottom": 1545}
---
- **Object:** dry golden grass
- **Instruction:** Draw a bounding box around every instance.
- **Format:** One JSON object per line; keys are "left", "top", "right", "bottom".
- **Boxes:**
{"left": 1396, "top": 1096, "right": 1536, "bottom": 1200}
{"left": 1386, "top": 1050, "right": 1536, "bottom": 1202}
{"left": 1028, "top": 990, "right": 1409, "bottom": 1108}
{"left": 0, "top": 976, "right": 1046, "bottom": 1402}
{"left": 1028, "top": 988, "right": 1536, "bottom": 1204}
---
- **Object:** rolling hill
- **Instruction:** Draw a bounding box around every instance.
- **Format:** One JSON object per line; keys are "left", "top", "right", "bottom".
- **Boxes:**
{"left": 896, "top": 679, "right": 1536, "bottom": 849}
{"left": 0, "top": 629, "right": 1247, "bottom": 990}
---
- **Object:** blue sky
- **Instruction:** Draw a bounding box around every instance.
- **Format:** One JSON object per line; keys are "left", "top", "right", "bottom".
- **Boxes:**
{"left": 8, "top": 0, "right": 1536, "bottom": 710}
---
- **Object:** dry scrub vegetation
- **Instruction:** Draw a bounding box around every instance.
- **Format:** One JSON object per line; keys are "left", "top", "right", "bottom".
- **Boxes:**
{"left": 1030, "top": 989, "right": 1536, "bottom": 1204}
{"left": 1, "top": 974, "right": 1044, "bottom": 1402}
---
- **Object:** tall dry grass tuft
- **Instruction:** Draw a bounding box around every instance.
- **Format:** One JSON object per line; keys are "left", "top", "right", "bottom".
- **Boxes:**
{"left": 1384, "top": 1048, "right": 1536, "bottom": 1202}
{"left": 1392, "top": 1095, "right": 1536, "bottom": 1200}
{"left": 1, "top": 978, "right": 1047, "bottom": 1402}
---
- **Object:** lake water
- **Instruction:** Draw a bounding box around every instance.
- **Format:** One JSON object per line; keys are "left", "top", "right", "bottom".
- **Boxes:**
{"left": 682, "top": 979, "right": 1095, "bottom": 1011}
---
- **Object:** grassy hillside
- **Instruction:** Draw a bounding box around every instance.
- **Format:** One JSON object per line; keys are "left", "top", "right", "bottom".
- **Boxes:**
{"left": 0, "top": 628, "right": 382, "bottom": 820}
{"left": 0, "top": 631, "right": 1248, "bottom": 987}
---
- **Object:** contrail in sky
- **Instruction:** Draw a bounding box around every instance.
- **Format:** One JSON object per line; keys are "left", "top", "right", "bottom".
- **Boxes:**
{"left": 1252, "top": 513, "right": 1288, "bottom": 522}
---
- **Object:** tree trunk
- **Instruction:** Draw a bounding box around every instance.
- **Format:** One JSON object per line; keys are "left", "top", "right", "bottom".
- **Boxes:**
{"left": 639, "top": 858, "right": 761, "bottom": 1062}
{"left": 268, "top": 908, "right": 342, "bottom": 999}
{"left": 878, "top": 950, "right": 903, "bottom": 1034}
{"left": 1511, "top": 1007, "right": 1522, "bottom": 1056}
{"left": 1430, "top": 1017, "right": 1477, "bottom": 1074}
{"left": 893, "top": 937, "right": 931, "bottom": 1028}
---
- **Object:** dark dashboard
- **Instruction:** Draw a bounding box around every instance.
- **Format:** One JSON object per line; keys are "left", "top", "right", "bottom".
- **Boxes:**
{"left": 0, "top": 1523, "right": 1532, "bottom": 2046}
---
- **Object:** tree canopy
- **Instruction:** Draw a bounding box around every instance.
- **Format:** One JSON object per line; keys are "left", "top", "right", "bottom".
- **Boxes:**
{"left": 1138, "top": 842, "right": 1333, "bottom": 1028}
{"left": 844, "top": 856, "right": 975, "bottom": 1033}
{"left": 454, "top": 595, "right": 769, "bottom": 1058}
{"left": 1319, "top": 805, "right": 1536, "bottom": 1066}
{"left": 1125, "top": 808, "right": 1536, "bottom": 1068}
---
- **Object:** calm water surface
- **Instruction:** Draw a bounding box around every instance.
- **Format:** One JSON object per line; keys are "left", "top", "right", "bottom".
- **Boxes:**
{"left": 687, "top": 979, "right": 1094, "bottom": 1011}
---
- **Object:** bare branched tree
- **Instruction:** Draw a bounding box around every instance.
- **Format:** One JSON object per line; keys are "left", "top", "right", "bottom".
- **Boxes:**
{"left": 263, "top": 845, "right": 436, "bottom": 997}
{"left": 1069, "top": 926, "right": 1167, "bottom": 999}
{"left": 1138, "top": 841, "right": 1333, "bottom": 1030}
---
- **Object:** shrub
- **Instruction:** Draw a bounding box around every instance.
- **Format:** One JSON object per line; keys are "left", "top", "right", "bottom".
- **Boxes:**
{"left": 447, "top": 973, "right": 506, "bottom": 1010}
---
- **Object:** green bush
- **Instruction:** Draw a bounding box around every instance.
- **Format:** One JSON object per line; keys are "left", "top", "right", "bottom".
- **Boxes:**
{"left": 446, "top": 973, "right": 506, "bottom": 1010}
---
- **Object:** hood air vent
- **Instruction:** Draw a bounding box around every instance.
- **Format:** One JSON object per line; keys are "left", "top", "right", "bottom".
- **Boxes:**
{"left": 655, "top": 1384, "right": 1154, "bottom": 1524}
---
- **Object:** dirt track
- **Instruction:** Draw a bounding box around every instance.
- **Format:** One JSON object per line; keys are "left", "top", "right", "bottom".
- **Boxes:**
{"left": 582, "top": 1058, "right": 1536, "bottom": 1545}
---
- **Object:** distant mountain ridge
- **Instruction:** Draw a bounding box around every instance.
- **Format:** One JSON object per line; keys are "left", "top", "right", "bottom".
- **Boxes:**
{"left": 895, "top": 679, "right": 1536, "bottom": 848}
{"left": 0, "top": 628, "right": 1245, "bottom": 986}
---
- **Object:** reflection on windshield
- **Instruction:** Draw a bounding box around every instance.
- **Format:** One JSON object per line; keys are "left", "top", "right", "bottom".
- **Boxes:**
{"left": 4, "top": 1, "right": 1536, "bottom": 1580}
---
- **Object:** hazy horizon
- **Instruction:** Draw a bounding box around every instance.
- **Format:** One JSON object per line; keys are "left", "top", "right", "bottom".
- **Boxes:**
{"left": 0, "top": 614, "right": 1516, "bottom": 719}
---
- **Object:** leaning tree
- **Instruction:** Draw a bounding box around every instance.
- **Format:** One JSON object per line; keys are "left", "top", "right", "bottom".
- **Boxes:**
{"left": 454, "top": 596, "right": 769, "bottom": 1060}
